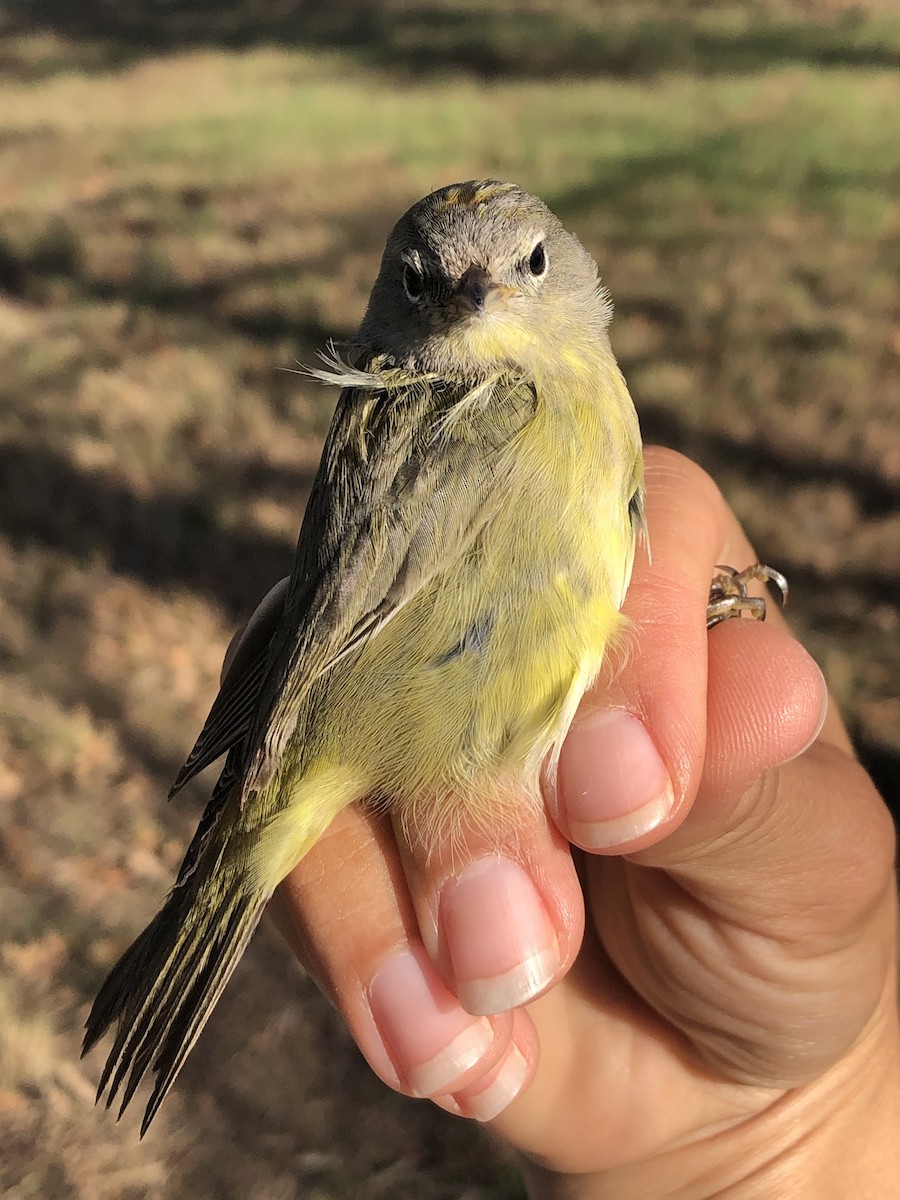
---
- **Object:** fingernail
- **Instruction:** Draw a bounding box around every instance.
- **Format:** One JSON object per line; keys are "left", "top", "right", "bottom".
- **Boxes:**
{"left": 439, "top": 857, "right": 558, "bottom": 1016}
{"left": 460, "top": 1044, "right": 529, "bottom": 1122}
{"left": 778, "top": 662, "right": 829, "bottom": 766}
{"left": 559, "top": 709, "right": 675, "bottom": 849}
{"left": 367, "top": 946, "right": 495, "bottom": 1097}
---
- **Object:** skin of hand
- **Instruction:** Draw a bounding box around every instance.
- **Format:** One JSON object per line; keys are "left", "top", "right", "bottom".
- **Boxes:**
{"left": 230, "top": 447, "right": 898, "bottom": 1198}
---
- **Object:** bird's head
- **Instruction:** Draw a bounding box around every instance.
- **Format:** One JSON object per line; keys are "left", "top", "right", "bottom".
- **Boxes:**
{"left": 356, "top": 181, "right": 612, "bottom": 383}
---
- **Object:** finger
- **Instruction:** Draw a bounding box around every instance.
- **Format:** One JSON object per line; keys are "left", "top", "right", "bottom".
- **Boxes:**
{"left": 715, "top": 514, "right": 853, "bottom": 757}
{"left": 393, "top": 795, "right": 586, "bottom": 1021}
{"left": 435, "top": 1012, "right": 539, "bottom": 1123}
{"left": 271, "top": 803, "right": 533, "bottom": 1113}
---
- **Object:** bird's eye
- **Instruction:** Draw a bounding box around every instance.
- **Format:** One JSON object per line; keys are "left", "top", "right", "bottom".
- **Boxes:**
{"left": 402, "top": 262, "right": 425, "bottom": 302}
{"left": 527, "top": 240, "right": 547, "bottom": 277}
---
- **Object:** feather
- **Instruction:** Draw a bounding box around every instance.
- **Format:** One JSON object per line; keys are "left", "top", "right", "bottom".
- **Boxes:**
{"left": 83, "top": 875, "right": 266, "bottom": 1136}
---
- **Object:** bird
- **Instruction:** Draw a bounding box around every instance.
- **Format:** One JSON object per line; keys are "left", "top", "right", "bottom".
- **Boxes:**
{"left": 82, "top": 179, "right": 646, "bottom": 1134}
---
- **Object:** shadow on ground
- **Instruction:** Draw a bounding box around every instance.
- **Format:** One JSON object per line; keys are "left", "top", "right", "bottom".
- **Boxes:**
{"left": 5, "top": 0, "right": 900, "bottom": 83}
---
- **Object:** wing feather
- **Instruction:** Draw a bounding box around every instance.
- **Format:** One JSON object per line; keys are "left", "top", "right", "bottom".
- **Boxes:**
{"left": 168, "top": 373, "right": 538, "bottom": 804}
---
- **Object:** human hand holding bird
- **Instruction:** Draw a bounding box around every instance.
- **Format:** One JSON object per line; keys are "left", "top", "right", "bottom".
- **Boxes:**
{"left": 266, "top": 450, "right": 896, "bottom": 1196}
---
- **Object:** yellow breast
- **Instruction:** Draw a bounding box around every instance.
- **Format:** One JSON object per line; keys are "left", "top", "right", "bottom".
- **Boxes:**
{"left": 296, "top": 360, "right": 640, "bottom": 836}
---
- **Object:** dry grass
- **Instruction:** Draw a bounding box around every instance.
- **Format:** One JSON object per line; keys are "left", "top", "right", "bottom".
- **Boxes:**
{"left": 1, "top": 2, "right": 898, "bottom": 1195}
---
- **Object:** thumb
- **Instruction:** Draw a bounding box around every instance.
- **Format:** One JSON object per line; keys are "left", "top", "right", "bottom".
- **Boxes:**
{"left": 695, "top": 618, "right": 826, "bottom": 808}
{"left": 645, "top": 617, "right": 893, "bottom": 935}
{"left": 594, "top": 618, "right": 895, "bottom": 1086}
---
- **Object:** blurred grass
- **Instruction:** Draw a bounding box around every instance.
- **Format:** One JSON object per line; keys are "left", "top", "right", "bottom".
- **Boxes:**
{"left": 1, "top": 2, "right": 898, "bottom": 1197}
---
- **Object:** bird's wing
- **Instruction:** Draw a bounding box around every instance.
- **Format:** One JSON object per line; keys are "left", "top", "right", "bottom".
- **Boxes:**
{"left": 167, "top": 582, "right": 287, "bottom": 797}
{"left": 168, "top": 374, "right": 538, "bottom": 799}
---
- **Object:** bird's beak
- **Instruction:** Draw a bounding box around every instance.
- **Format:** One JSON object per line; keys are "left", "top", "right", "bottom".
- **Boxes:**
{"left": 456, "top": 265, "right": 517, "bottom": 315}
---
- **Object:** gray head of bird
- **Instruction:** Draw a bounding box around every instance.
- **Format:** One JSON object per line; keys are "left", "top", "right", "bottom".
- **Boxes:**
{"left": 354, "top": 181, "right": 614, "bottom": 384}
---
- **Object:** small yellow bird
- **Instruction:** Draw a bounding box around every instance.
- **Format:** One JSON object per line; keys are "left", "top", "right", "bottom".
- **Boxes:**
{"left": 83, "top": 180, "right": 646, "bottom": 1132}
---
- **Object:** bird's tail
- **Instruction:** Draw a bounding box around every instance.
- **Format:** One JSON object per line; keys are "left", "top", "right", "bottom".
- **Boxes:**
{"left": 83, "top": 762, "right": 364, "bottom": 1133}
{"left": 82, "top": 872, "right": 267, "bottom": 1136}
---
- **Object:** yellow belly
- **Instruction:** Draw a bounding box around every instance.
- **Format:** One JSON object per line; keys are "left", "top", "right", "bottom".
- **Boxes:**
{"left": 290, "top": 386, "right": 637, "bottom": 835}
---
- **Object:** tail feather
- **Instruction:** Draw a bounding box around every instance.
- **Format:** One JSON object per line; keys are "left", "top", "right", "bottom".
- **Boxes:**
{"left": 86, "top": 906, "right": 177, "bottom": 1095}
{"left": 83, "top": 763, "right": 364, "bottom": 1132}
{"left": 92, "top": 907, "right": 199, "bottom": 1103}
{"left": 106, "top": 921, "right": 213, "bottom": 1112}
{"left": 82, "top": 880, "right": 267, "bottom": 1135}
{"left": 139, "top": 898, "right": 261, "bottom": 1135}
{"left": 103, "top": 894, "right": 230, "bottom": 1108}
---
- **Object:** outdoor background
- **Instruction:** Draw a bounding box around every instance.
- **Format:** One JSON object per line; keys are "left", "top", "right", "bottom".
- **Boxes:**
{"left": 1, "top": 1, "right": 898, "bottom": 1197}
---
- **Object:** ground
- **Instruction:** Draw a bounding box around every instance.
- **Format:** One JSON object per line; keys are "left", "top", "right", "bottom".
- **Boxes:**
{"left": 1, "top": 2, "right": 898, "bottom": 1196}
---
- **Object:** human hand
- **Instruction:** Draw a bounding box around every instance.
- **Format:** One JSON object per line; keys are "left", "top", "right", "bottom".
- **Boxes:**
{"left": 232, "top": 447, "right": 897, "bottom": 1197}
